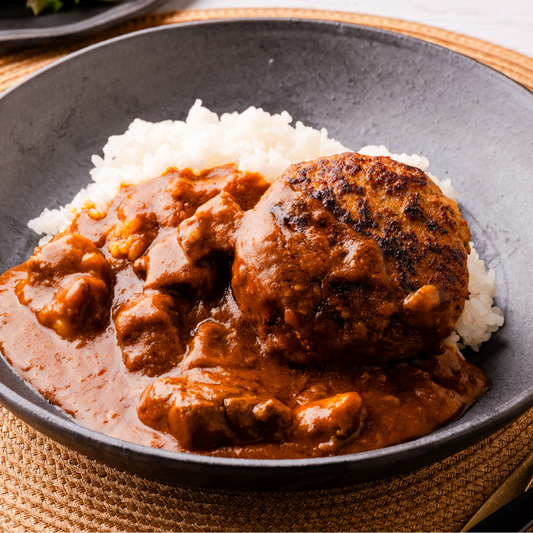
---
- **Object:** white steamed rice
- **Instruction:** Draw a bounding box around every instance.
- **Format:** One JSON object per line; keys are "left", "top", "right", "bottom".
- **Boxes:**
{"left": 27, "top": 100, "right": 504, "bottom": 352}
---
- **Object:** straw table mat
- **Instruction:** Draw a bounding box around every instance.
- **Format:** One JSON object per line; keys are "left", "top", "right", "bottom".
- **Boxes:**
{"left": 1, "top": 8, "right": 533, "bottom": 533}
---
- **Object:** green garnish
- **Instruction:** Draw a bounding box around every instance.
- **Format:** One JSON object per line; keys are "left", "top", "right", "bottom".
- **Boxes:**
{"left": 27, "top": 0, "right": 70, "bottom": 15}
{"left": 27, "top": 0, "right": 114, "bottom": 16}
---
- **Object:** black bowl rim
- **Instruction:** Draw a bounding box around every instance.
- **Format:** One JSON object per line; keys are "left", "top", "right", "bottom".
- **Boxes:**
{"left": 1, "top": 16, "right": 533, "bottom": 486}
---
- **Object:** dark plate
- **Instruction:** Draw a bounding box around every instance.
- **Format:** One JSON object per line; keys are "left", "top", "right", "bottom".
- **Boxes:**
{"left": 0, "top": 18, "right": 532, "bottom": 491}
{"left": 0, "top": 0, "right": 166, "bottom": 45}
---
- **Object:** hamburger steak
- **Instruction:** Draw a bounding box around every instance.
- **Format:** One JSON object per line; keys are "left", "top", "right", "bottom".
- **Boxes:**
{"left": 232, "top": 152, "right": 471, "bottom": 365}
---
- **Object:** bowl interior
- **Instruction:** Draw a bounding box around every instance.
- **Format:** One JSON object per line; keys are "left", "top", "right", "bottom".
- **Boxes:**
{"left": 0, "top": 18, "right": 532, "bottom": 490}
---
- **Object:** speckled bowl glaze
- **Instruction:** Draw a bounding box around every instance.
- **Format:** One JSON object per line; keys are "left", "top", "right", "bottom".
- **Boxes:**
{"left": 0, "top": 19, "right": 532, "bottom": 491}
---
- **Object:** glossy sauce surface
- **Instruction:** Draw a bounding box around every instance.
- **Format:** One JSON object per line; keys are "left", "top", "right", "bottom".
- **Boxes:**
{"left": 0, "top": 158, "right": 490, "bottom": 458}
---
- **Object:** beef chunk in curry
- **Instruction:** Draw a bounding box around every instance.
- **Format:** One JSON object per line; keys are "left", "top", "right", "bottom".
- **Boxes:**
{"left": 14, "top": 233, "right": 113, "bottom": 339}
{"left": 138, "top": 371, "right": 295, "bottom": 450}
{"left": 115, "top": 291, "right": 183, "bottom": 376}
{"left": 0, "top": 155, "right": 489, "bottom": 459}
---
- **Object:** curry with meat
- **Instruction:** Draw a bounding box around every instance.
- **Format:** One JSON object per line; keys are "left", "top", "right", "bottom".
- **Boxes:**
{"left": 0, "top": 153, "right": 489, "bottom": 458}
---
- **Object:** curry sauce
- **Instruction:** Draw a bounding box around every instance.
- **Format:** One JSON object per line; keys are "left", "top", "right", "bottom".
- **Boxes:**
{"left": 0, "top": 156, "right": 489, "bottom": 459}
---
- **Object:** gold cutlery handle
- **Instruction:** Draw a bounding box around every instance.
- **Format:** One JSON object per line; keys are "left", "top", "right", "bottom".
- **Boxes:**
{"left": 462, "top": 445, "right": 533, "bottom": 531}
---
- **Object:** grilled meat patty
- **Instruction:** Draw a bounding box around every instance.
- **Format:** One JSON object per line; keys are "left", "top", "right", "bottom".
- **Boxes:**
{"left": 232, "top": 152, "right": 471, "bottom": 365}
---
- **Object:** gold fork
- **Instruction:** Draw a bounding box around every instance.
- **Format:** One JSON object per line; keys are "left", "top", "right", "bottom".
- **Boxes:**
{"left": 462, "top": 445, "right": 533, "bottom": 531}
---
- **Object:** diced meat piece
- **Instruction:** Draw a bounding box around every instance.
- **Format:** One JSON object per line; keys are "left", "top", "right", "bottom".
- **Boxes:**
{"left": 218, "top": 169, "right": 270, "bottom": 210}
{"left": 181, "top": 321, "right": 257, "bottom": 373}
{"left": 158, "top": 165, "right": 267, "bottom": 228}
{"left": 107, "top": 170, "right": 206, "bottom": 262}
{"left": 137, "top": 374, "right": 294, "bottom": 450}
{"left": 115, "top": 292, "right": 183, "bottom": 376}
{"left": 181, "top": 321, "right": 232, "bottom": 373}
{"left": 162, "top": 385, "right": 242, "bottom": 450}
{"left": 36, "top": 276, "right": 110, "bottom": 339}
{"left": 67, "top": 198, "right": 120, "bottom": 249}
{"left": 107, "top": 178, "right": 167, "bottom": 261}
{"left": 108, "top": 211, "right": 159, "bottom": 262}
{"left": 107, "top": 165, "right": 267, "bottom": 262}
{"left": 293, "top": 383, "right": 331, "bottom": 407}
{"left": 402, "top": 284, "right": 443, "bottom": 328}
{"left": 16, "top": 233, "right": 113, "bottom": 338}
{"left": 156, "top": 171, "right": 205, "bottom": 227}
{"left": 293, "top": 392, "right": 364, "bottom": 451}
{"left": 178, "top": 192, "right": 244, "bottom": 262}
{"left": 224, "top": 396, "right": 293, "bottom": 443}
{"left": 25, "top": 233, "right": 112, "bottom": 287}
{"left": 175, "top": 164, "right": 269, "bottom": 212}
{"left": 136, "top": 230, "right": 217, "bottom": 297}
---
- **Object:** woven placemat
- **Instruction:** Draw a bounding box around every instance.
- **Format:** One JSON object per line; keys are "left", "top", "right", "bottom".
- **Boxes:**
{"left": 1, "top": 8, "right": 533, "bottom": 532}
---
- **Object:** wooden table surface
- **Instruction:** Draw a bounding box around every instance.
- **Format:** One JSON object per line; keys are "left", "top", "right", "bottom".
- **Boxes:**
{"left": 157, "top": 0, "right": 533, "bottom": 59}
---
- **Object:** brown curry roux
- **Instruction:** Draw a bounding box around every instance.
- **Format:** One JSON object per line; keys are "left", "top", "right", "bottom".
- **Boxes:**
{"left": 0, "top": 155, "right": 489, "bottom": 459}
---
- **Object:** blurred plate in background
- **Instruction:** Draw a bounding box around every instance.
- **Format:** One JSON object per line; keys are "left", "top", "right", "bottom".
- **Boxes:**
{"left": 0, "top": 0, "right": 166, "bottom": 45}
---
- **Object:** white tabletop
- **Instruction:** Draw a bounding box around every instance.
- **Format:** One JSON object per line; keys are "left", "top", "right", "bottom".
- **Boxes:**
{"left": 157, "top": 0, "right": 533, "bottom": 59}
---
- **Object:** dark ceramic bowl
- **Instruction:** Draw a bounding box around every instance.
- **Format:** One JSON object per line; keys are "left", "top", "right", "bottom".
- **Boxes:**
{"left": 0, "top": 0, "right": 166, "bottom": 46}
{"left": 0, "top": 18, "right": 532, "bottom": 491}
